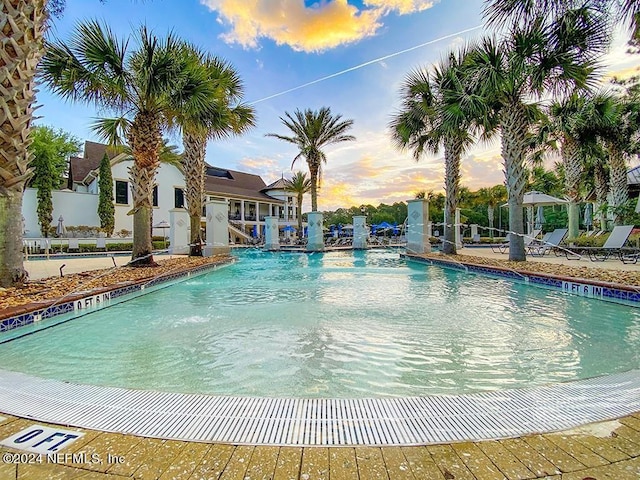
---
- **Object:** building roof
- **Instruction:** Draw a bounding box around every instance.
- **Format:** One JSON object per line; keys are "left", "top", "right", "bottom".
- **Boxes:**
{"left": 263, "top": 178, "right": 288, "bottom": 190}
{"left": 205, "top": 166, "right": 283, "bottom": 203}
{"left": 70, "top": 141, "right": 282, "bottom": 203}
{"left": 68, "top": 141, "right": 119, "bottom": 186}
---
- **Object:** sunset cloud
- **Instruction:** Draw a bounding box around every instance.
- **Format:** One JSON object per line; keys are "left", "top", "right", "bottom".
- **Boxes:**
{"left": 200, "top": 0, "right": 439, "bottom": 52}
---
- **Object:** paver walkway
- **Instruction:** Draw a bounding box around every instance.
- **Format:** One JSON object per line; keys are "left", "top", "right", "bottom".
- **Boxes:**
{"left": 1, "top": 413, "right": 639, "bottom": 479}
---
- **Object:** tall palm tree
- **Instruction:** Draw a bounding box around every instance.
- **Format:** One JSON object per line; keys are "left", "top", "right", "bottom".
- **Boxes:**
{"left": 465, "top": 3, "right": 607, "bottom": 260}
{"left": 178, "top": 52, "right": 255, "bottom": 256}
{"left": 0, "top": 0, "right": 52, "bottom": 286}
{"left": 284, "top": 171, "right": 311, "bottom": 236}
{"left": 41, "top": 21, "right": 210, "bottom": 265}
{"left": 266, "top": 107, "right": 355, "bottom": 212}
{"left": 390, "top": 48, "right": 486, "bottom": 254}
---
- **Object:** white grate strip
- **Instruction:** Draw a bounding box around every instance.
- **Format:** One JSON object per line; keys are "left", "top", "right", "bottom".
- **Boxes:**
{"left": 0, "top": 369, "right": 638, "bottom": 446}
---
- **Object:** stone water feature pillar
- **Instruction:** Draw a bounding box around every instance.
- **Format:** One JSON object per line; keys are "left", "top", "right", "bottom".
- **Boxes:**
{"left": 352, "top": 215, "right": 368, "bottom": 249}
{"left": 470, "top": 224, "right": 479, "bottom": 243}
{"left": 306, "top": 212, "right": 324, "bottom": 252}
{"left": 406, "top": 199, "right": 431, "bottom": 254}
{"left": 169, "top": 208, "right": 190, "bottom": 255}
{"left": 455, "top": 208, "right": 462, "bottom": 249}
{"left": 264, "top": 216, "right": 280, "bottom": 251}
{"left": 204, "top": 199, "right": 230, "bottom": 256}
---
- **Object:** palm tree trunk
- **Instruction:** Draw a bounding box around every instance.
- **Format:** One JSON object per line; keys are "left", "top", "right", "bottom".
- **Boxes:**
{"left": 562, "top": 138, "right": 582, "bottom": 238}
{"left": 297, "top": 193, "right": 303, "bottom": 236}
{"left": 0, "top": 0, "right": 46, "bottom": 286}
{"left": 487, "top": 206, "right": 495, "bottom": 238}
{"left": 594, "top": 162, "right": 609, "bottom": 230}
{"left": 608, "top": 147, "right": 628, "bottom": 226}
{"left": 443, "top": 138, "right": 462, "bottom": 255}
{"left": 501, "top": 104, "right": 529, "bottom": 261}
{"left": 183, "top": 131, "right": 206, "bottom": 256}
{"left": 127, "top": 112, "right": 162, "bottom": 265}
{"left": 308, "top": 161, "right": 319, "bottom": 212}
{"left": 0, "top": 189, "right": 28, "bottom": 284}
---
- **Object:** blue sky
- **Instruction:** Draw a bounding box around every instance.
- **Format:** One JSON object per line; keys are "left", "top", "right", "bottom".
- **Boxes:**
{"left": 38, "top": 0, "right": 640, "bottom": 210}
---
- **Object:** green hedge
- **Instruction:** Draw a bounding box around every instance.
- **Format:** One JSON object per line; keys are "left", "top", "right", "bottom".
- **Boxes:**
{"left": 39, "top": 241, "right": 169, "bottom": 254}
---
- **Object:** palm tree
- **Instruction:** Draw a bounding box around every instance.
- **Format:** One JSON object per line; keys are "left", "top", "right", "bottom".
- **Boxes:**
{"left": 266, "top": 107, "right": 355, "bottom": 212}
{"left": 477, "top": 185, "right": 507, "bottom": 238}
{"left": 465, "top": 3, "right": 607, "bottom": 260}
{"left": 597, "top": 95, "right": 640, "bottom": 225}
{"left": 550, "top": 92, "right": 623, "bottom": 236}
{"left": 284, "top": 171, "right": 311, "bottom": 237}
{"left": 0, "top": 1, "right": 52, "bottom": 286}
{"left": 390, "top": 48, "right": 486, "bottom": 254}
{"left": 178, "top": 53, "right": 255, "bottom": 256}
{"left": 41, "top": 21, "right": 208, "bottom": 265}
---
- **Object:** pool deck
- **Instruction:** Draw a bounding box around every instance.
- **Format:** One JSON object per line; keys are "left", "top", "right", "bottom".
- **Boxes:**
{"left": 3, "top": 248, "right": 640, "bottom": 479}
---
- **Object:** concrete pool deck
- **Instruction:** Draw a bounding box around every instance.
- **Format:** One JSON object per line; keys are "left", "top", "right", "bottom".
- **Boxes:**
{"left": 3, "top": 247, "right": 640, "bottom": 479}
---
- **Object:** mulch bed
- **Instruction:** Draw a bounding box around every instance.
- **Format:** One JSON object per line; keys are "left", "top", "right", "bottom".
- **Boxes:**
{"left": 0, "top": 255, "right": 231, "bottom": 311}
{"left": 429, "top": 253, "right": 640, "bottom": 288}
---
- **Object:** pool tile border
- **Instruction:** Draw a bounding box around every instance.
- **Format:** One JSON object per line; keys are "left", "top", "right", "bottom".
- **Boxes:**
{"left": 0, "top": 258, "right": 234, "bottom": 337}
{"left": 404, "top": 253, "right": 640, "bottom": 307}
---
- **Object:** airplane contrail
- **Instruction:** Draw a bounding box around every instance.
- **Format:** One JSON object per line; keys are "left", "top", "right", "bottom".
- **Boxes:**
{"left": 248, "top": 24, "right": 484, "bottom": 105}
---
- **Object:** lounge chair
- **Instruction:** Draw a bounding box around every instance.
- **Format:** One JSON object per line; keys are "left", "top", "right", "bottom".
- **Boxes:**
{"left": 527, "top": 228, "right": 568, "bottom": 257}
{"left": 576, "top": 225, "right": 635, "bottom": 262}
{"left": 491, "top": 230, "right": 541, "bottom": 254}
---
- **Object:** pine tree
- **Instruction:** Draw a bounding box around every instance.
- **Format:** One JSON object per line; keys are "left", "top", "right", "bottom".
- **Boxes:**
{"left": 98, "top": 153, "right": 115, "bottom": 236}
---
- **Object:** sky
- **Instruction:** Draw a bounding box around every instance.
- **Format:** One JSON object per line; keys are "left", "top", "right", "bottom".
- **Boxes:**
{"left": 38, "top": 0, "right": 640, "bottom": 211}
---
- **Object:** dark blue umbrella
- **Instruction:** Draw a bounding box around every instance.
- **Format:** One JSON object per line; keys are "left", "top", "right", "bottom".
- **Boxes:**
{"left": 304, "top": 226, "right": 308, "bottom": 237}
{"left": 252, "top": 225, "right": 257, "bottom": 237}
{"left": 338, "top": 224, "right": 343, "bottom": 236}
{"left": 392, "top": 223, "right": 399, "bottom": 235}
{"left": 283, "top": 225, "right": 295, "bottom": 232}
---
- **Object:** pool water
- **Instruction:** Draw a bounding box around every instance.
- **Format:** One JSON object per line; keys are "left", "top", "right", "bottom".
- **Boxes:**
{"left": 1, "top": 249, "right": 639, "bottom": 398}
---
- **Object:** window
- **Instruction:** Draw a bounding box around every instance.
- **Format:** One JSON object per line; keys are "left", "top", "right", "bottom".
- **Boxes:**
{"left": 115, "top": 180, "right": 128, "bottom": 205}
{"left": 152, "top": 185, "right": 158, "bottom": 207}
{"left": 174, "top": 188, "right": 185, "bottom": 208}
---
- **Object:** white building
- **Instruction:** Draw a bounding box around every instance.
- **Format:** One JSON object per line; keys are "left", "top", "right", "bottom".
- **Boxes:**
{"left": 22, "top": 141, "right": 301, "bottom": 243}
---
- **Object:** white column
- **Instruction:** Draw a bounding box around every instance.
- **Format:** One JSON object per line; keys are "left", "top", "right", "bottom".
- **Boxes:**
{"left": 240, "top": 201, "right": 245, "bottom": 221}
{"left": 306, "top": 211, "right": 324, "bottom": 252}
{"left": 455, "top": 208, "right": 462, "bottom": 249}
{"left": 204, "top": 199, "right": 230, "bottom": 256}
{"left": 406, "top": 199, "right": 431, "bottom": 254}
{"left": 264, "top": 216, "right": 280, "bottom": 251}
{"left": 352, "top": 215, "right": 368, "bottom": 249}
{"left": 169, "top": 208, "right": 190, "bottom": 255}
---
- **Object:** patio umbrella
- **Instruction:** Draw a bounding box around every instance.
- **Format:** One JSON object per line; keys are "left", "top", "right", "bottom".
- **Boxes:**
{"left": 502, "top": 191, "right": 568, "bottom": 208}
{"left": 154, "top": 220, "right": 170, "bottom": 248}
{"left": 535, "top": 206, "right": 545, "bottom": 230}
{"left": 56, "top": 215, "right": 66, "bottom": 237}
{"left": 252, "top": 225, "right": 257, "bottom": 237}
{"left": 283, "top": 225, "right": 295, "bottom": 232}
{"left": 583, "top": 203, "right": 593, "bottom": 228}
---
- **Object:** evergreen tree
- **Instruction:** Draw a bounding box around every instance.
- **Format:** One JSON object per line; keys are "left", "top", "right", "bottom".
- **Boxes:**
{"left": 98, "top": 153, "right": 115, "bottom": 236}
{"left": 34, "top": 159, "right": 55, "bottom": 237}
{"left": 28, "top": 125, "right": 81, "bottom": 237}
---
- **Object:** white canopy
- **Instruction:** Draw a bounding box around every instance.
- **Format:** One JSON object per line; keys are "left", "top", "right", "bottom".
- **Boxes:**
{"left": 502, "top": 191, "right": 568, "bottom": 207}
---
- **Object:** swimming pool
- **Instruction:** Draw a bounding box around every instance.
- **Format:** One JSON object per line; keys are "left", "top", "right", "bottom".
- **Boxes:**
{"left": 1, "top": 249, "right": 639, "bottom": 398}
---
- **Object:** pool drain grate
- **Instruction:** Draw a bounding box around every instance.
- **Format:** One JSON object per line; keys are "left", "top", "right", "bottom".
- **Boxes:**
{"left": 0, "top": 369, "right": 638, "bottom": 446}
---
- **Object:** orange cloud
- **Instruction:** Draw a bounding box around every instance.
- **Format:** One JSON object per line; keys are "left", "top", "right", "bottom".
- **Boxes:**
{"left": 200, "top": 0, "right": 438, "bottom": 52}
